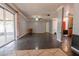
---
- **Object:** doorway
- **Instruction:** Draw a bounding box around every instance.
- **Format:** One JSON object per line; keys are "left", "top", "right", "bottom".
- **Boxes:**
{"left": 0, "top": 6, "right": 15, "bottom": 47}
{"left": 63, "top": 16, "right": 73, "bottom": 37}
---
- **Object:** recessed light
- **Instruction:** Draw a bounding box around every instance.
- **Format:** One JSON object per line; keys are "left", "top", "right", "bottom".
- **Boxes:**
{"left": 36, "top": 18, "right": 39, "bottom": 21}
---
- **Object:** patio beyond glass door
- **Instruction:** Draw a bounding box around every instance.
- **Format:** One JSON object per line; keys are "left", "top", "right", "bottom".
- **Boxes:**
{"left": 5, "top": 21, "right": 14, "bottom": 43}
{"left": 0, "top": 7, "right": 15, "bottom": 47}
{"left": 5, "top": 10, "right": 15, "bottom": 43}
{"left": 0, "top": 21, "right": 5, "bottom": 47}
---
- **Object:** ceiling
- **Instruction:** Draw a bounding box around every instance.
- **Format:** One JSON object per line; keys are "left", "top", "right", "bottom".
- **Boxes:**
{"left": 11, "top": 3, "right": 74, "bottom": 20}
{"left": 13, "top": 3, "right": 63, "bottom": 19}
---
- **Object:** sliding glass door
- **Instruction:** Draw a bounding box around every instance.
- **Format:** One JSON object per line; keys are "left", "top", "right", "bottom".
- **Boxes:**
{"left": 0, "top": 6, "right": 15, "bottom": 47}
{"left": 0, "top": 7, "right": 5, "bottom": 47}
{"left": 0, "top": 21, "right": 5, "bottom": 47}
{"left": 5, "top": 10, "right": 15, "bottom": 43}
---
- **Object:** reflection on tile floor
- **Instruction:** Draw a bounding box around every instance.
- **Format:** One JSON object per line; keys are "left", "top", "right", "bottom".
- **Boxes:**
{"left": 61, "top": 36, "right": 73, "bottom": 55}
{"left": 0, "top": 41, "right": 16, "bottom": 56}
{"left": 15, "top": 33, "right": 60, "bottom": 50}
{"left": 0, "top": 41, "right": 67, "bottom": 56}
{"left": 0, "top": 34, "right": 76, "bottom": 56}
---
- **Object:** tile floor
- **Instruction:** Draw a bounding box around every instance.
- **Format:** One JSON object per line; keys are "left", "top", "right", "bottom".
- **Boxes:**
{"left": 0, "top": 33, "right": 77, "bottom": 56}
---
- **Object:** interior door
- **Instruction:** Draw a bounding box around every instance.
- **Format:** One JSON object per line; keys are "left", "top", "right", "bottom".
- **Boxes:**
{"left": 57, "top": 7, "right": 64, "bottom": 42}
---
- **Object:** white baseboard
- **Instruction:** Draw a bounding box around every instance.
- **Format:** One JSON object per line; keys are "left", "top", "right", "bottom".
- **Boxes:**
{"left": 57, "top": 39, "right": 62, "bottom": 42}
{"left": 17, "top": 32, "right": 27, "bottom": 39}
{"left": 17, "top": 32, "right": 53, "bottom": 39}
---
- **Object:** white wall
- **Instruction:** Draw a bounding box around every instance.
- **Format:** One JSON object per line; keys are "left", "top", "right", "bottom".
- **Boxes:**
{"left": 73, "top": 4, "right": 79, "bottom": 35}
{"left": 27, "top": 21, "right": 46, "bottom": 33}
{"left": 33, "top": 21, "right": 46, "bottom": 33}
{"left": 18, "top": 14, "right": 28, "bottom": 38}
{"left": 46, "top": 22, "right": 49, "bottom": 32}
{"left": 57, "top": 6, "right": 63, "bottom": 42}
{"left": 52, "top": 18, "right": 57, "bottom": 34}
{"left": 49, "top": 20, "right": 53, "bottom": 33}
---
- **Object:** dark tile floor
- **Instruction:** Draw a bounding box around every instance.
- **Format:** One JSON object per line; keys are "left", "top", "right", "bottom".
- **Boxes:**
{"left": 61, "top": 35, "right": 79, "bottom": 56}
{"left": 0, "top": 33, "right": 60, "bottom": 56}
{"left": 0, "top": 33, "right": 78, "bottom": 56}
{"left": 16, "top": 33, "right": 60, "bottom": 50}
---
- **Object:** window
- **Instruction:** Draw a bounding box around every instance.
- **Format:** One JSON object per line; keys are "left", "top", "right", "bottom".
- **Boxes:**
{"left": 0, "top": 8, "right": 3, "bottom": 20}
{"left": 5, "top": 10, "right": 14, "bottom": 20}
{"left": 0, "top": 21, "right": 4, "bottom": 34}
{"left": 0, "top": 6, "right": 15, "bottom": 47}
